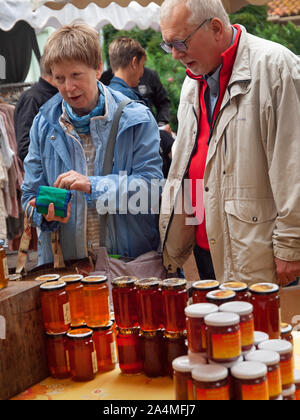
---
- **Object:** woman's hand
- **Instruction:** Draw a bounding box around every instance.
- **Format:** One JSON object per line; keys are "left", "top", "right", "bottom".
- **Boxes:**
{"left": 53, "top": 170, "right": 91, "bottom": 194}
{"left": 29, "top": 198, "right": 72, "bottom": 224}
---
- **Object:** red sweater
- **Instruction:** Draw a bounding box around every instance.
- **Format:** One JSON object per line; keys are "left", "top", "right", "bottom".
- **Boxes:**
{"left": 188, "top": 25, "right": 241, "bottom": 250}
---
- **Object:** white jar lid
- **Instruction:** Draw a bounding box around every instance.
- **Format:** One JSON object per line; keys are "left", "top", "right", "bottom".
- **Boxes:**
{"left": 185, "top": 303, "right": 219, "bottom": 318}
{"left": 258, "top": 339, "right": 293, "bottom": 354}
{"left": 219, "top": 301, "right": 253, "bottom": 316}
{"left": 192, "top": 364, "right": 228, "bottom": 382}
{"left": 205, "top": 312, "right": 240, "bottom": 327}
{"left": 294, "top": 370, "right": 300, "bottom": 384}
{"left": 281, "top": 323, "right": 293, "bottom": 334}
{"left": 172, "top": 355, "right": 198, "bottom": 373}
{"left": 231, "top": 361, "right": 267, "bottom": 380}
{"left": 282, "top": 384, "right": 296, "bottom": 397}
{"left": 245, "top": 350, "right": 280, "bottom": 366}
{"left": 208, "top": 355, "right": 243, "bottom": 369}
{"left": 254, "top": 331, "right": 269, "bottom": 345}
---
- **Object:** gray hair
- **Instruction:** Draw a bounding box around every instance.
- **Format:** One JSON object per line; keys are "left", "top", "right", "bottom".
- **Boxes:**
{"left": 160, "top": 0, "right": 230, "bottom": 27}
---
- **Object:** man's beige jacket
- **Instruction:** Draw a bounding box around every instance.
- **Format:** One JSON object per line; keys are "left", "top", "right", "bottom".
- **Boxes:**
{"left": 160, "top": 26, "right": 300, "bottom": 285}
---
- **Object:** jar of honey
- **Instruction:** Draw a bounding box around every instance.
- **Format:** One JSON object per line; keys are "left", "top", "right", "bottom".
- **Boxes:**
{"left": 82, "top": 275, "right": 110, "bottom": 327}
{"left": 45, "top": 332, "right": 70, "bottom": 379}
{"left": 205, "top": 312, "right": 241, "bottom": 363}
{"left": 245, "top": 350, "right": 282, "bottom": 400}
{"left": 111, "top": 276, "right": 138, "bottom": 328}
{"left": 249, "top": 283, "right": 280, "bottom": 339}
{"left": 220, "top": 282, "right": 250, "bottom": 302}
{"left": 0, "top": 245, "right": 9, "bottom": 290}
{"left": 281, "top": 323, "right": 294, "bottom": 346}
{"left": 173, "top": 355, "right": 204, "bottom": 400}
{"left": 164, "top": 330, "right": 187, "bottom": 377}
{"left": 66, "top": 328, "right": 98, "bottom": 381}
{"left": 141, "top": 329, "right": 165, "bottom": 377}
{"left": 61, "top": 275, "right": 85, "bottom": 327}
{"left": 136, "top": 278, "right": 163, "bottom": 331}
{"left": 258, "top": 339, "right": 294, "bottom": 389}
{"left": 192, "top": 365, "right": 230, "bottom": 401}
{"left": 116, "top": 327, "right": 143, "bottom": 375}
{"left": 294, "top": 370, "right": 300, "bottom": 400}
{"left": 185, "top": 303, "right": 218, "bottom": 353}
{"left": 192, "top": 280, "right": 220, "bottom": 304}
{"left": 35, "top": 274, "right": 60, "bottom": 283}
{"left": 206, "top": 290, "right": 236, "bottom": 306}
{"left": 40, "top": 281, "right": 71, "bottom": 333}
{"left": 231, "top": 361, "right": 269, "bottom": 400}
{"left": 282, "top": 384, "right": 296, "bottom": 401}
{"left": 208, "top": 356, "right": 243, "bottom": 400}
{"left": 91, "top": 321, "right": 117, "bottom": 372}
{"left": 254, "top": 331, "right": 269, "bottom": 349}
{"left": 219, "top": 301, "right": 254, "bottom": 353}
{"left": 161, "top": 278, "right": 188, "bottom": 332}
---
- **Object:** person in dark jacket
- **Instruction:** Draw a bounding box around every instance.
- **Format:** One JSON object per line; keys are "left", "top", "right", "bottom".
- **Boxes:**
{"left": 14, "top": 57, "right": 58, "bottom": 162}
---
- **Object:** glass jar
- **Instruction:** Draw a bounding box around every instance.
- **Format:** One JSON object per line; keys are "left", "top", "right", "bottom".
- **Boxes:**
{"left": 282, "top": 384, "right": 296, "bottom": 401}
{"left": 258, "top": 339, "right": 294, "bottom": 389}
{"left": 35, "top": 274, "right": 60, "bottom": 283}
{"left": 219, "top": 301, "right": 254, "bottom": 353}
{"left": 294, "top": 370, "right": 300, "bottom": 400}
{"left": 82, "top": 275, "right": 110, "bottom": 327}
{"left": 61, "top": 275, "right": 85, "bottom": 327}
{"left": 111, "top": 276, "right": 138, "bottom": 328}
{"left": 66, "top": 328, "right": 98, "bottom": 381}
{"left": 249, "top": 283, "right": 280, "bottom": 339}
{"left": 231, "top": 361, "right": 269, "bottom": 400}
{"left": 185, "top": 303, "right": 218, "bottom": 353}
{"left": 173, "top": 355, "right": 204, "bottom": 400}
{"left": 0, "top": 246, "right": 9, "bottom": 290}
{"left": 40, "top": 281, "right": 71, "bottom": 333}
{"left": 141, "top": 329, "right": 165, "bottom": 377}
{"left": 220, "top": 282, "right": 250, "bottom": 302}
{"left": 192, "top": 280, "right": 220, "bottom": 304}
{"left": 245, "top": 350, "right": 282, "bottom": 400}
{"left": 208, "top": 356, "right": 243, "bottom": 401}
{"left": 192, "top": 365, "right": 229, "bottom": 401}
{"left": 164, "top": 330, "right": 187, "bottom": 377}
{"left": 91, "top": 321, "right": 117, "bottom": 372}
{"left": 281, "top": 323, "right": 294, "bottom": 346}
{"left": 161, "top": 278, "right": 188, "bottom": 332}
{"left": 205, "top": 312, "right": 242, "bottom": 363}
{"left": 254, "top": 331, "right": 269, "bottom": 349}
{"left": 136, "top": 278, "right": 163, "bottom": 331}
{"left": 116, "top": 327, "right": 143, "bottom": 375}
{"left": 45, "top": 332, "right": 70, "bottom": 379}
{"left": 206, "top": 290, "right": 236, "bottom": 306}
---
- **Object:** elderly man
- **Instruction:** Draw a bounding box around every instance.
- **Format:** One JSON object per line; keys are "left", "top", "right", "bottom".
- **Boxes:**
{"left": 159, "top": 0, "right": 300, "bottom": 286}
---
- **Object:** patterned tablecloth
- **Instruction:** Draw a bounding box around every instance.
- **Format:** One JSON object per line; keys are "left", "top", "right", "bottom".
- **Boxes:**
{"left": 12, "top": 333, "right": 300, "bottom": 401}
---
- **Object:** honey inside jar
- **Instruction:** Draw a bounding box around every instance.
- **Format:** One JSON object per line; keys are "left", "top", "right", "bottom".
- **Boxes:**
{"left": 82, "top": 275, "right": 110, "bottom": 327}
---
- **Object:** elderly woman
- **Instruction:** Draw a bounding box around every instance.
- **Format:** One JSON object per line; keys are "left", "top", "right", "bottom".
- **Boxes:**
{"left": 21, "top": 24, "right": 163, "bottom": 266}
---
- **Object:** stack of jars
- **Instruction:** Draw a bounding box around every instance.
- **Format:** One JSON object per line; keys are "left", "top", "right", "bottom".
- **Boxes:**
{"left": 173, "top": 281, "right": 299, "bottom": 401}
{"left": 39, "top": 274, "right": 117, "bottom": 382}
{"left": 111, "top": 276, "right": 189, "bottom": 377}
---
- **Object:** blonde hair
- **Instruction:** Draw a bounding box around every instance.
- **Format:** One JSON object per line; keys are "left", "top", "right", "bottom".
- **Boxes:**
{"left": 109, "top": 37, "right": 146, "bottom": 73}
{"left": 43, "top": 23, "right": 102, "bottom": 75}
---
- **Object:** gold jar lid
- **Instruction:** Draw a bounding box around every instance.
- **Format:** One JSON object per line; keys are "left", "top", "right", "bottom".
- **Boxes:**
{"left": 35, "top": 274, "right": 60, "bottom": 282}
{"left": 81, "top": 275, "right": 107, "bottom": 284}
{"left": 163, "top": 330, "right": 187, "bottom": 339}
{"left": 140, "top": 329, "right": 163, "bottom": 338}
{"left": 117, "top": 326, "right": 140, "bottom": 335}
{"left": 192, "top": 280, "right": 220, "bottom": 290}
{"left": 220, "top": 281, "right": 248, "bottom": 292}
{"left": 88, "top": 321, "right": 114, "bottom": 331}
{"left": 249, "top": 283, "right": 279, "bottom": 295}
{"left": 161, "top": 278, "right": 187, "bottom": 290}
{"left": 206, "top": 290, "right": 236, "bottom": 300}
{"left": 136, "top": 277, "right": 161, "bottom": 289}
{"left": 60, "top": 274, "right": 83, "bottom": 283}
{"left": 67, "top": 328, "right": 93, "bottom": 339}
{"left": 111, "top": 276, "right": 138, "bottom": 287}
{"left": 40, "top": 280, "right": 66, "bottom": 291}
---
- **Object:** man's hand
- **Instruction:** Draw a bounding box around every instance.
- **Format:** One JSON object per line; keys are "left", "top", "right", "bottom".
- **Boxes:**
{"left": 29, "top": 198, "right": 72, "bottom": 224}
{"left": 274, "top": 257, "right": 300, "bottom": 287}
{"left": 54, "top": 170, "right": 91, "bottom": 194}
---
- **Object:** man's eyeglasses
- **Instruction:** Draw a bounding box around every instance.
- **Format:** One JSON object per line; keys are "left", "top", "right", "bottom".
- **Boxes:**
{"left": 160, "top": 18, "right": 213, "bottom": 54}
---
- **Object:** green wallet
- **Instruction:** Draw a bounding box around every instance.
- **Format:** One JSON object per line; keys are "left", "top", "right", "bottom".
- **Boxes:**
{"left": 36, "top": 186, "right": 72, "bottom": 218}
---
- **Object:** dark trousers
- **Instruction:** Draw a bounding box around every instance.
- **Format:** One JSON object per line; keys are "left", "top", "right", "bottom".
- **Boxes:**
{"left": 193, "top": 245, "right": 216, "bottom": 280}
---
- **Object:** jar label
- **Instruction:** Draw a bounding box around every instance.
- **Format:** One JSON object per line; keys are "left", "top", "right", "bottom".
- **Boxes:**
{"left": 240, "top": 319, "right": 254, "bottom": 347}
{"left": 63, "top": 302, "right": 71, "bottom": 325}
{"left": 241, "top": 381, "right": 269, "bottom": 400}
{"left": 268, "top": 368, "right": 282, "bottom": 398}
{"left": 110, "top": 341, "right": 118, "bottom": 364}
{"left": 211, "top": 331, "right": 241, "bottom": 360}
{"left": 91, "top": 350, "right": 98, "bottom": 374}
{"left": 280, "top": 358, "right": 294, "bottom": 386}
{"left": 196, "top": 385, "right": 229, "bottom": 401}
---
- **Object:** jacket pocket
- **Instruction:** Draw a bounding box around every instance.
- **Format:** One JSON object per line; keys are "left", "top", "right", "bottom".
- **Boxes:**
{"left": 225, "top": 199, "right": 277, "bottom": 274}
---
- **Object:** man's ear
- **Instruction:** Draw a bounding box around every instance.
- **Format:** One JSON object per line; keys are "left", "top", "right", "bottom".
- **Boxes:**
{"left": 131, "top": 56, "right": 138, "bottom": 70}
{"left": 96, "top": 62, "right": 103, "bottom": 80}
